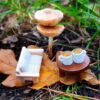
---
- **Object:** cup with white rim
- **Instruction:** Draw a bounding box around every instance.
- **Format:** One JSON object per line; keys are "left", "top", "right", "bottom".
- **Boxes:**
{"left": 58, "top": 51, "right": 73, "bottom": 65}
{"left": 72, "top": 48, "right": 86, "bottom": 63}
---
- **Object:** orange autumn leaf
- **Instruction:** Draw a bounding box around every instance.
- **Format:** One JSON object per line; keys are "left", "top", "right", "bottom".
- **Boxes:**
{"left": 0, "top": 46, "right": 100, "bottom": 88}
{"left": 28, "top": 45, "right": 59, "bottom": 89}
{"left": 59, "top": 74, "right": 77, "bottom": 85}
{"left": 0, "top": 45, "right": 59, "bottom": 88}
{"left": 0, "top": 49, "right": 24, "bottom": 87}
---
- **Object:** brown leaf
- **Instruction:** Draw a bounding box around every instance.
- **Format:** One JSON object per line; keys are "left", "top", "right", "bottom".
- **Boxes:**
{"left": 0, "top": 49, "right": 24, "bottom": 87}
{"left": 0, "top": 45, "right": 59, "bottom": 88}
{"left": 0, "top": 46, "right": 100, "bottom": 88}
{"left": 4, "top": 15, "right": 17, "bottom": 31}
{"left": 80, "top": 69, "right": 100, "bottom": 85}
{"left": 20, "top": 23, "right": 32, "bottom": 32}
{"left": 2, "top": 35, "right": 18, "bottom": 44}
{"left": 28, "top": 45, "right": 59, "bottom": 89}
{"left": 20, "top": 18, "right": 32, "bottom": 33}
{"left": 2, "top": 74, "right": 24, "bottom": 87}
{"left": 59, "top": 74, "right": 77, "bottom": 85}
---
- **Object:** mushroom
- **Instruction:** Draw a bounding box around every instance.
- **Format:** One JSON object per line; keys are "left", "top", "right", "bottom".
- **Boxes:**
{"left": 37, "top": 24, "right": 64, "bottom": 57}
{"left": 34, "top": 8, "right": 63, "bottom": 26}
{"left": 34, "top": 8, "right": 64, "bottom": 57}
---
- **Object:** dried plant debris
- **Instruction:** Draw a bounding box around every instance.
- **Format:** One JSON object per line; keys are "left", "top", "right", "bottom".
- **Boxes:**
{"left": 20, "top": 22, "right": 32, "bottom": 32}
{"left": 80, "top": 69, "right": 100, "bottom": 85}
{"left": 60, "top": 0, "right": 69, "bottom": 6}
{"left": 4, "top": 15, "right": 18, "bottom": 32}
{"left": 0, "top": 49, "right": 24, "bottom": 87}
{"left": 70, "top": 37, "right": 82, "bottom": 44}
{"left": 2, "top": 35, "right": 18, "bottom": 44}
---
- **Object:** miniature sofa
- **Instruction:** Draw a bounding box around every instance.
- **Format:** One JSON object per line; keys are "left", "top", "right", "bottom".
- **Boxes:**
{"left": 16, "top": 47, "right": 44, "bottom": 84}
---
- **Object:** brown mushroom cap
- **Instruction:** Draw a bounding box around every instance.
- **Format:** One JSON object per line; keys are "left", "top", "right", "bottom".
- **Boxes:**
{"left": 34, "top": 8, "right": 63, "bottom": 26}
{"left": 37, "top": 24, "right": 65, "bottom": 37}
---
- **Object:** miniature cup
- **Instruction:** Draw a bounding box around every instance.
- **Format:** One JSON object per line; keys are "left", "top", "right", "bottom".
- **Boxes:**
{"left": 58, "top": 51, "right": 73, "bottom": 65}
{"left": 72, "top": 48, "right": 86, "bottom": 63}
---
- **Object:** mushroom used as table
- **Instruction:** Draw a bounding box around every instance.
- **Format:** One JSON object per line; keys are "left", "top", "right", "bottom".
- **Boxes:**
{"left": 34, "top": 8, "right": 63, "bottom": 26}
{"left": 34, "top": 8, "right": 64, "bottom": 57}
{"left": 37, "top": 24, "right": 64, "bottom": 57}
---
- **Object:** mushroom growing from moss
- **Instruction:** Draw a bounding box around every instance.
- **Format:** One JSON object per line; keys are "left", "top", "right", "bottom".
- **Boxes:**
{"left": 37, "top": 24, "right": 64, "bottom": 57}
{"left": 34, "top": 8, "right": 63, "bottom": 26}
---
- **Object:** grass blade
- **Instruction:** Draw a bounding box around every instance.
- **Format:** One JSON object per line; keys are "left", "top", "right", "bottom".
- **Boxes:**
{"left": 86, "top": 30, "right": 99, "bottom": 49}
{"left": 97, "top": 46, "right": 100, "bottom": 79}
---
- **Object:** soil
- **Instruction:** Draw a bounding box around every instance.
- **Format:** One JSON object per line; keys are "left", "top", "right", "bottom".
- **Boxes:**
{"left": 0, "top": 19, "right": 100, "bottom": 99}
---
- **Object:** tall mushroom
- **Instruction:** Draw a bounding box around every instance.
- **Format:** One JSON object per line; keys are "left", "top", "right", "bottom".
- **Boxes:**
{"left": 37, "top": 25, "right": 64, "bottom": 57}
{"left": 34, "top": 8, "right": 64, "bottom": 57}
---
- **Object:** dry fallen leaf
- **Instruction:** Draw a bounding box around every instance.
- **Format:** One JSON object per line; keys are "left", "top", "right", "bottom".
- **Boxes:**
{"left": 0, "top": 49, "right": 24, "bottom": 87}
{"left": 0, "top": 46, "right": 100, "bottom": 88}
{"left": 59, "top": 74, "right": 77, "bottom": 85}
{"left": 0, "top": 45, "right": 59, "bottom": 88}
{"left": 4, "top": 15, "right": 17, "bottom": 32}
{"left": 80, "top": 69, "right": 100, "bottom": 85}
{"left": 2, "top": 35, "right": 18, "bottom": 44}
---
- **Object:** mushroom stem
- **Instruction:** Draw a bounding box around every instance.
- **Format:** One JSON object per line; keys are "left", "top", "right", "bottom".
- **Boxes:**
{"left": 48, "top": 36, "right": 53, "bottom": 57}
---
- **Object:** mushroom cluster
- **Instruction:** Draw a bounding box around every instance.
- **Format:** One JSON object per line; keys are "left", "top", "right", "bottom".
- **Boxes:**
{"left": 34, "top": 8, "right": 64, "bottom": 57}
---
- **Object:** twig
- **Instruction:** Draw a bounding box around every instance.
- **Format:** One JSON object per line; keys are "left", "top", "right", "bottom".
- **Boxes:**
{"left": 42, "top": 88, "right": 97, "bottom": 100}
{"left": 90, "top": 60, "right": 100, "bottom": 66}
{"left": 90, "top": 62, "right": 97, "bottom": 66}
{"left": 67, "top": 28, "right": 82, "bottom": 38}
{"left": 12, "top": 28, "right": 18, "bottom": 36}
{"left": 85, "top": 86, "right": 100, "bottom": 93}
{"left": 52, "top": 56, "right": 56, "bottom": 61}
{"left": 48, "top": 87, "right": 53, "bottom": 97}
{"left": 11, "top": 29, "right": 38, "bottom": 44}
{"left": 19, "top": 36, "right": 37, "bottom": 43}
{"left": 87, "top": 49, "right": 97, "bottom": 53}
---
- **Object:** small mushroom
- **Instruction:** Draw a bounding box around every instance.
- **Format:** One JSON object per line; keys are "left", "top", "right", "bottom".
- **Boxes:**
{"left": 37, "top": 24, "right": 64, "bottom": 57}
{"left": 34, "top": 8, "right": 63, "bottom": 26}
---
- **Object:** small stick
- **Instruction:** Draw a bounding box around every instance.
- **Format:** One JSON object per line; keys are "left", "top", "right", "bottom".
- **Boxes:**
{"left": 90, "top": 60, "right": 100, "bottom": 66}
{"left": 42, "top": 88, "right": 97, "bottom": 100}
{"left": 87, "top": 49, "right": 97, "bottom": 53}
{"left": 90, "top": 62, "right": 97, "bottom": 66}
{"left": 85, "top": 86, "right": 100, "bottom": 93}
{"left": 19, "top": 37, "right": 37, "bottom": 43}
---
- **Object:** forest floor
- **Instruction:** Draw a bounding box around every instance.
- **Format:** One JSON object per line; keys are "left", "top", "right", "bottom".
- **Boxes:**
{"left": 0, "top": 11, "right": 100, "bottom": 100}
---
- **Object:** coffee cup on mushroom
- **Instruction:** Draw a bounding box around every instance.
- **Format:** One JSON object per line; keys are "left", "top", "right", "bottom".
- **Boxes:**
{"left": 37, "top": 24, "right": 64, "bottom": 57}
{"left": 34, "top": 8, "right": 63, "bottom": 26}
